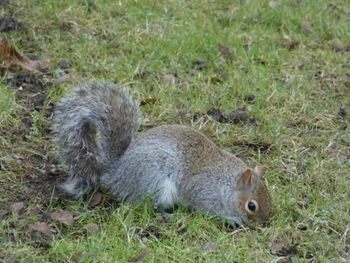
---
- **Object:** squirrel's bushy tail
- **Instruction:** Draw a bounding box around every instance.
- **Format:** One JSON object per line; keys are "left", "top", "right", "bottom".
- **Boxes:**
{"left": 53, "top": 81, "right": 140, "bottom": 197}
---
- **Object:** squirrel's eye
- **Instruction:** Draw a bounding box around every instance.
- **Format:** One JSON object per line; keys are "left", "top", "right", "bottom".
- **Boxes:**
{"left": 245, "top": 200, "right": 258, "bottom": 214}
{"left": 248, "top": 201, "right": 256, "bottom": 211}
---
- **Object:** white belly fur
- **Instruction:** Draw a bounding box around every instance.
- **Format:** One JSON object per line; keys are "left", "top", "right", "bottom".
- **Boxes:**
{"left": 159, "top": 177, "right": 179, "bottom": 208}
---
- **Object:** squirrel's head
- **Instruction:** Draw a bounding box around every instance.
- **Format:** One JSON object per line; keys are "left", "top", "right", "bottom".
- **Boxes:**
{"left": 236, "top": 166, "right": 272, "bottom": 224}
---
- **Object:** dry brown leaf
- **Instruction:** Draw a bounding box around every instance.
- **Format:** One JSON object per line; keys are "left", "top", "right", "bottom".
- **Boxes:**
{"left": 140, "top": 98, "right": 157, "bottom": 106}
{"left": 303, "top": 21, "right": 313, "bottom": 33}
{"left": 83, "top": 223, "right": 100, "bottom": 233}
{"left": 50, "top": 210, "right": 74, "bottom": 226}
{"left": 0, "top": 39, "right": 49, "bottom": 72}
{"left": 10, "top": 201, "right": 24, "bottom": 216}
{"left": 128, "top": 249, "right": 150, "bottom": 263}
{"left": 89, "top": 192, "right": 103, "bottom": 207}
{"left": 217, "top": 43, "right": 234, "bottom": 61}
{"left": 28, "top": 221, "right": 53, "bottom": 237}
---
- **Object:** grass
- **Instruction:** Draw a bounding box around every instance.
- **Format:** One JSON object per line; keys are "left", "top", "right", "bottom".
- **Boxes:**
{"left": 1, "top": 0, "right": 349, "bottom": 262}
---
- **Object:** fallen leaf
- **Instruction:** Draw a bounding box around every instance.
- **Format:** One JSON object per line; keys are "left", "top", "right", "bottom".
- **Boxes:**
{"left": 302, "top": 21, "right": 313, "bottom": 33}
{"left": 0, "top": 39, "right": 49, "bottom": 72}
{"left": 10, "top": 201, "right": 24, "bottom": 216}
{"left": 128, "top": 249, "right": 150, "bottom": 263}
{"left": 268, "top": 1, "right": 278, "bottom": 9}
{"left": 28, "top": 221, "right": 53, "bottom": 237}
{"left": 217, "top": 43, "right": 234, "bottom": 61}
{"left": 50, "top": 210, "right": 74, "bottom": 226}
{"left": 140, "top": 98, "right": 157, "bottom": 106}
{"left": 83, "top": 223, "right": 100, "bottom": 233}
{"left": 89, "top": 192, "right": 103, "bottom": 207}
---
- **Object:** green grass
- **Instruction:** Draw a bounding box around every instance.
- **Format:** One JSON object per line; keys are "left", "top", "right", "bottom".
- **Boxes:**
{"left": 1, "top": 0, "right": 349, "bottom": 262}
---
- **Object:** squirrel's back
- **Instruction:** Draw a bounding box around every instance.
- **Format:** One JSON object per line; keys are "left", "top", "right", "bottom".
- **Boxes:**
{"left": 139, "top": 124, "right": 247, "bottom": 174}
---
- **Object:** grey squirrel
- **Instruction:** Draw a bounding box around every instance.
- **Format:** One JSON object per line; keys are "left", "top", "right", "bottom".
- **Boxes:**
{"left": 53, "top": 82, "right": 272, "bottom": 226}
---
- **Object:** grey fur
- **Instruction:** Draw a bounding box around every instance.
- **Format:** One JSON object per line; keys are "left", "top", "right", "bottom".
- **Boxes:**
{"left": 53, "top": 81, "right": 140, "bottom": 197}
{"left": 102, "top": 125, "right": 249, "bottom": 225}
{"left": 53, "top": 82, "right": 272, "bottom": 226}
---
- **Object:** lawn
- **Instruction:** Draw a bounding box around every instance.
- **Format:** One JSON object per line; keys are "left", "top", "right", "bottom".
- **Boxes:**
{"left": 0, "top": 0, "right": 349, "bottom": 262}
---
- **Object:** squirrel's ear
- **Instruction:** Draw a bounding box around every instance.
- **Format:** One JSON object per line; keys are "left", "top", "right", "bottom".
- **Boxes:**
{"left": 237, "top": 168, "right": 253, "bottom": 190}
{"left": 254, "top": 166, "right": 264, "bottom": 177}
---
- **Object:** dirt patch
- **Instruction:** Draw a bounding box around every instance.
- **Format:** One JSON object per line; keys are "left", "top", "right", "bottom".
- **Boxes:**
{"left": 0, "top": 149, "right": 67, "bottom": 200}
{"left": 0, "top": 69, "right": 60, "bottom": 208}
{"left": 7, "top": 71, "right": 46, "bottom": 91}
{"left": 0, "top": 17, "right": 21, "bottom": 32}
{"left": 5, "top": 70, "right": 54, "bottom": 118}
{"left": 24, "top": 152, "right": 67, "bottom": 197}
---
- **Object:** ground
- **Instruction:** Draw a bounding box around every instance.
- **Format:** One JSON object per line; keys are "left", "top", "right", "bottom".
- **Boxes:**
{"left": 0, "top": 0, "right": 349, "bottom": 262}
